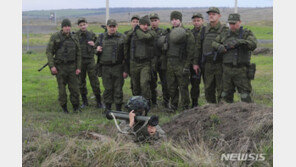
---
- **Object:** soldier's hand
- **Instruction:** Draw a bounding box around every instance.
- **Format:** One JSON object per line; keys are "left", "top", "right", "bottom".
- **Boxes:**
{"left": 193, "top": 65, "right": 199, "bottom": 75}
{"left": 123, "top": 72, "right": 128, "bottom": 79}
{"left": 97, "top": 46, "right": 103, "bottom": 52}
{"left": 134, "top": 25, "right": 140, "bottom": 31}
{"left": 50, "top": 67, "right": 58, "bottom": 75}
{"left": 76, "top": 69, "right": 81, "bottom": 75}
{"left": 129, "top": 110, "right": 136, "bottom": 127}
{"left": 88, "top": 41, "right": 95, "bottom": 46}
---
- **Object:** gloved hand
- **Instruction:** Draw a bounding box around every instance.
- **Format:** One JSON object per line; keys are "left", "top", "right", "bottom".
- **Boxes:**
{"left": 217, "top": 45, "right": 227, "bottom": 54}
{"left": 134, "top": 25, "right": 140, "bottom": 31}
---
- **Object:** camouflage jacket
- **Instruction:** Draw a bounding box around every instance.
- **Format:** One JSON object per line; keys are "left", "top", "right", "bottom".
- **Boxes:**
{"left": 191, "top": 25, "right": 205, "bottom": 66}
{"left": 75, "top": 30, "right": 97, "bottom": 60}
{"left": 46, "top": 30, "right": 81, "bottom": 69}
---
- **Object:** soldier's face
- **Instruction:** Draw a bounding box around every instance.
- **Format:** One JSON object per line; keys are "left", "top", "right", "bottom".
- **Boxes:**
{"left": 131, "top": 19, "right": 139, "bottom": 28}
{"left": 150, "top": 19, "right": 160, "bottom": 29}
{"left": 192, "top": 17, "right": 203, "bottom": 28}
{"left": 140, "top": 24, "right": 149, "bottom": 31}
{"left": 229, "top": 21, "right": 241, "bottom": 31}
{"left": 107, "top": 25, "right": 118, "bottom": 34}
{"left": 171, "top": 18, "right": 181, "bottom": 27}
{"left": 78, "top": 22, "right": 88, "bottom": 31}
{"left": 62, "top": 26, "right": 71, "bottom": 34}
{"left": 147, "top": 125, "right": 156, "bottom": 136}
{"left": 208, "top": 12, "right": 221, "bottom": 23}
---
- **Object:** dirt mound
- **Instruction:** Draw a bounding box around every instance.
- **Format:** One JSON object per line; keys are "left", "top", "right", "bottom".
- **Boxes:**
{"left": 163, "top": 102, "right": 273, "bottom": 153}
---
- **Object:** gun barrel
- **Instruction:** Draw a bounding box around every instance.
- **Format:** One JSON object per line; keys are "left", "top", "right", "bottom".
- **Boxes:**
{"left": 38, "top": 63, "right": 49, "bottom": 72}
{"left": 106, "top": 110, "right": 151, "bottom": 122}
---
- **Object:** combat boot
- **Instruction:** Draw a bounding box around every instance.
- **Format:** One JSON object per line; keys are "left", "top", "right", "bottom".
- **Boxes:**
{"left": 103, "top": 103, "right": 112, "bottom": 115}
{"left": 95, "top": 94, "right": 104, "bottom": 108}
{"left": 81, "top": 94, "right": 89, "bottom": 108}
{"left": 62, "top": 104, "right": 69, "bottom": 114}
{"left": 191, "top": 100, "right": 198, "bottom": 108}
{"left": 73, "top": 105, "right": 82, "bottom": 113}
{"left": 116, "top": 104, "right": 122, "bottom": 111}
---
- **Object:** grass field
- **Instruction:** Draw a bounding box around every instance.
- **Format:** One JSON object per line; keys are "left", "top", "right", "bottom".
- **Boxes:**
{"left": 22, "top": 24, "right": 273, "bottom": 166}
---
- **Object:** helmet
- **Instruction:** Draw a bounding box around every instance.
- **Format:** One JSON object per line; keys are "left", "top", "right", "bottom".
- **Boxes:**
{"left": 125, "top": 96, "right": 150, "bottom": 115}
{"left": 157, "top": 36, "right": 166, "bottom": 48}
{"left": 169, "top": 27, "right": 186, "bottom": 44}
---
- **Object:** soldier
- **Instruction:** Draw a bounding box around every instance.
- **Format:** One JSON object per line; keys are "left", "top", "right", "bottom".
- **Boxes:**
{"left": 124, "top": 15, "right": 156, "bottom": 105}
{"left": 162, "top": 11, "right": 196, "bottom": 110}
{"left": 149, "top": 13, "right": 169, "bottom": 108}
{"left": 190, "top": 12, "right": 205, "bottom": 108}
{"left": 118, "top": 96, "right": 166, "bottom": 144}
{"left": 196, "top": 7, "right": 228, "bottom": 104}
{"left": 124, "top": 15, "right": 140, "bottom": 95}
{"left": 96, "top": 19, "right": 128, "bottom": 111}
{"left": 76, "top": 18, "right": 103, "bottom": 108}
{"left": 46, "top": 19, "right": 81, "bottom": 113}
{"left": 212, "top": 13, "right": 257, "bottom": 103}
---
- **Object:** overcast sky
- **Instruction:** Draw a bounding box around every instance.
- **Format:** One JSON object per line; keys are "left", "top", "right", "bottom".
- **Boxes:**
{"left": 23, "top": 0, "right": 273, "bottom": 11}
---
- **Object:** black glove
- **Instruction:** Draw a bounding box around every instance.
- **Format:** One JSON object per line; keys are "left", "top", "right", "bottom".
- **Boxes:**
{"left": 134, "top": 25, "right": 140, "bottom": 31}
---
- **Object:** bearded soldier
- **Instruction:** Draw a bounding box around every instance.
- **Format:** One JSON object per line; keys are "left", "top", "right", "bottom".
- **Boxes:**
{"left": 76, "top": 18, "right": 103, "bottom": 108}
{"left": 46, "top": 19, "right": 81, "bottom": 113}
{"left": 212, "top": 13, "right": 257, "bottom": 103}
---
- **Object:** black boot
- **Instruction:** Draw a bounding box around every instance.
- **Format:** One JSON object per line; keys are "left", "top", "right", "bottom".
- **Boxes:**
{"left": 163, "top": 99, "right": 169, "bottom": 109}
{"left": 183, "top": 105, "right": 189, "bottom": 110}
{"left": 73, "top": 105, "right": 82, "bottom": 113}
{"left": 116, "top": 104, "right": 122, "bottom": 111}
{"left": 95, "top": 95, "right": 103, "bottom": 108}
{"left": 81, "top": 94, "right": 89, "bottom": 108}
{"left": 103, "top": 103, "right": 112, "bottom": 115}
{"left": 62, "top": 104, "right": 69, "bottom": 114}
{"left": 191, "top": 100, "right": 198, "bottom": 108}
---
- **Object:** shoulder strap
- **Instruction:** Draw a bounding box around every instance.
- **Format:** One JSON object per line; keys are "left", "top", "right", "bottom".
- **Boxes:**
{"left": 200, "top": 26, "right": 206, "bottom": 41}
{"left": 98, "top": 33, "right": 104, "bottom": 46}
{"left": 239, "top": 26, "right": 245, "bottom": 39}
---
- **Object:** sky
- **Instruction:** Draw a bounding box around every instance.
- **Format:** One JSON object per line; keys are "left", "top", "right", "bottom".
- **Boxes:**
{"left": 23, "top": 0, "right": 273, "bottom": 11}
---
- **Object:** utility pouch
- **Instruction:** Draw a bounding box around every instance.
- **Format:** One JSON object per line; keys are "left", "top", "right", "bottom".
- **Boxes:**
{"left": 247, "top": 63, "right": 256, "bottom": 80}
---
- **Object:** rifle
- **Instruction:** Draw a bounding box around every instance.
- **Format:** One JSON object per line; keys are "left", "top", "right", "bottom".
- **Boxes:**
{"left": 38, "top": 62, "right": 49, "bottom": 72}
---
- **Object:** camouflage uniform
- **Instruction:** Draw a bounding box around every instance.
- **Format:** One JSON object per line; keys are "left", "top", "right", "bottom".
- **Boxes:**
{"left": 46, "top": 19, "right": 81, "bottom": 112}
{"left": 212, "top": 13, "right": 257, "bottom": 103}
{"left": 124, "top": 16, "right": 156, "bottom": 103}
{"left": 96, "top": 19, "right": 126, "bottom": 111}
{"left": 149, "top": 13, "right": 170, "bottom": 107}
{"left": 197, "top": 7, "right": 228, "bottom": 104}
{"left": 190, "top": 13, "right": 205, "bottom": 108}
{"left": 164, "top": 11, "right": 195, "bottom": 110}
{"left": 76, "top": 19, "right": 102, "bottom": 108}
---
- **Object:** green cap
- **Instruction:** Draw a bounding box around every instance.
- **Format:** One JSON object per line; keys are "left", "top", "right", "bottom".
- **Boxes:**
{"left": 228, "top": 13, "right": 241, "bottom": 23}
{"left": 206, "top": 7, "right": 220, "bottom": 14}
{"left": 107, "top": 19, "right": 117, "bottom": 26}
{"left": 61, "top": 18, "right": 71, "bottom": 28}
{"left": 131, "top": 15, "right": 140, "bottom": 21}
{"left": 77, "top": 17, "right": 87, "bottom": 25}
{"left": 139, "top": 15, "right": 150, "bottom": 26}
{"left": 170, "top": 11, "right": 182, "bottom": 22}
{"left": 149, "top": 13, "right": 159, "bottom": 20}
{"left": 192, "top": 12, "right": 203, "bottom": 19}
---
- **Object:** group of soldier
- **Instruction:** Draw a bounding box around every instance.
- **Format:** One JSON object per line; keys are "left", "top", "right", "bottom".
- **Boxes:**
{"left": 46, "top": 7, "right": 257, "bottom": 114}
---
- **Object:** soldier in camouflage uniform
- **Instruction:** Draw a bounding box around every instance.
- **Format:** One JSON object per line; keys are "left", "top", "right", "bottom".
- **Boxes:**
{"left": 190, "top": 12, "right": 205, "bottom": 108}
{"left": 196, "top": 7, "right": 228, "bottom": 104}
{"left": 76, "top": 18, "right": 103, "bottom": 108}
{"left": 149, "top": 13, "right": 169, "bottom": 108}
{"left": 118, "top": 96, "right": 166, "bottom": 144}
{"left": 124, "top": 15, "right": 140, "bottom": 95}
{"left": 46, "top": 19, "right": 81, "bottom": 113}
{"left": 124, "top": 15, "right": 156, "bottom": 104}
{"left": 162, "top": 11, "right": 196, "bottom": 110}
{"left": 95, "top": 19, "right": 128, "bottom": 111}
{"left": 212, "top": 13, "right": 257, "bottom": 103}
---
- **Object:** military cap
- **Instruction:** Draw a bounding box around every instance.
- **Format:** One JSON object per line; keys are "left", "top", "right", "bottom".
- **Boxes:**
{"left": 192, "top": 12, "right": 203, "bottom": 19}
{"left": 77, "top": 17, "right": 87, "bottom": 25}
{"left": 139, "top": 15, "right": 150, "bottom": 26}
{"left": 206, "top": 7, "right": 220, "bottom": 14}
{"left": 61, "top": 18, "right": 71, "bottom": 28}
{"left": 149, "top": 13, "right": 159, "bottom": 20}
{"left": 228, "top": 13, "right": 241, "bottom": 23}
{"left": 107, "top": 19, "right": 117, "bottom": 26}
{"left": 131, "top": 15, "right": 140, "bottom": 21}
{"left": 170, "top": 11, "right": 182, "bottom": 22}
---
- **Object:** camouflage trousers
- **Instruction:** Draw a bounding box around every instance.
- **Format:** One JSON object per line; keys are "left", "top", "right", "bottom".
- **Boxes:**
{"left": 203, "top": 62, "right": 223, "bottom": 103}
{"left": 130, "top": 60, "right": 151, "bottom": 101}
{"left": 55, "top": 63, "right": 80, "bottom": 107}
{"left": 166, "top": 60, "right": 190, "bottom": 108}
{"left": 222, "top": 64, "right": 252, "bottom": 103}
{"left": 150, "top": 62, "right": 169, "bottom": 105}
{"left": 79, "top": 59, "right": 101, "bottom": 97}
{"left": 102, "top": 64, "right": 124, "bottom": 105}
{"left": 190, "top": 66, "right": 201, "bottom": 106}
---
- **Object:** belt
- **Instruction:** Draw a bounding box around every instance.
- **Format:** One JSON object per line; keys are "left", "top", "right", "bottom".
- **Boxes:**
{"left": 223, "top": 63, "right": 247, "bottom": 68}
{"left": 132, "top": 58, "right": 150, "bottom": 63}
